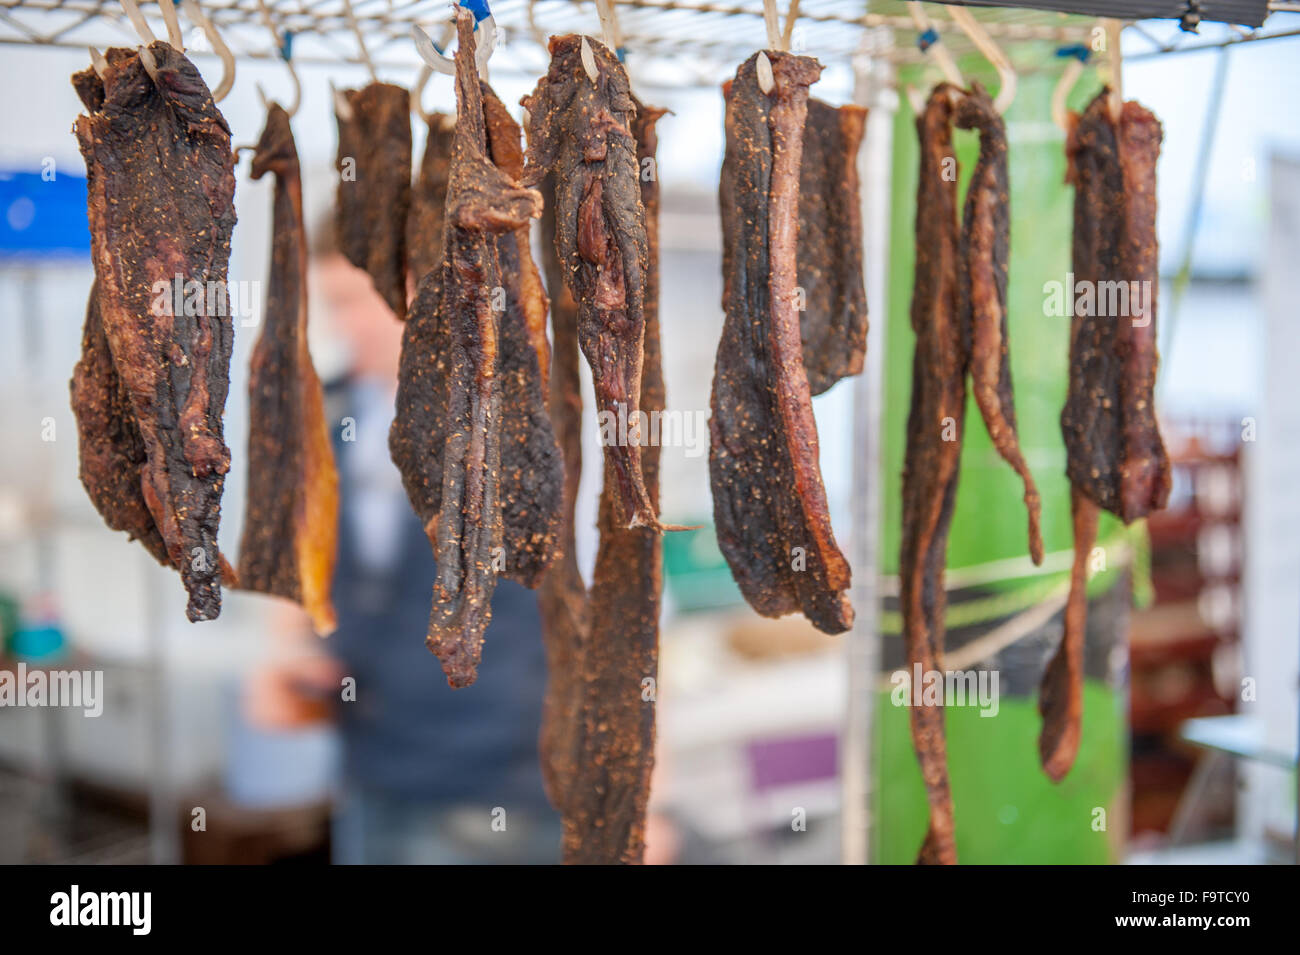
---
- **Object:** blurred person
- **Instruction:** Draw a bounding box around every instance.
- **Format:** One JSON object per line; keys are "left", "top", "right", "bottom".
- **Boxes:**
{"left": 245, "top": 223, "right": 560, "bottom": 864}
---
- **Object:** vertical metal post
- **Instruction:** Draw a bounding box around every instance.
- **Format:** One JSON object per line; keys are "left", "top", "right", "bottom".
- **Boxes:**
{"left": 148, "top": 575, "right": 179, "bottom": 864}
{"left": 842, "top": 33, "right": 895, "bottom": 866}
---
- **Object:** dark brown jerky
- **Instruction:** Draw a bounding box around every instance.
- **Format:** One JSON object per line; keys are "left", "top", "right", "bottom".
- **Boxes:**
{"left": 69, "top": 68, "right": 168, "bottom": 567}
{"left": 388, "top": 9, "right": 542, "bottom": 687}
{"left": 797, "top": 98, "right": 868, "bottom": 396}
{"left": 899, "top": 84, "right": 965, "bottom": 865}
{"left": 1039, "top": 487, "right": 1098, "bottom": 781}
{"left": 335, "top": 81, "right": 411, "bottom": 320}
{"left": 955, "top": 84, "right": 1043, "bottom": 566}
{"left": 407, "top": 112, "right": 456, "bottom": 286}
{"left": 482, "top": 88, "right": 563, "bottom": 588}
{"left": 74, "top": 43, "right": 236, "bottom": 622}
{"left": 710, "top": 51, "right": 853, "bottom": 636}
{"left": 535, "top": 169, "right": 590, "bottom": 808}
{"left": 70, "top": 281, "right": 171, "bottom": 568}
{"left": 561, "top": 98, "right": 668, "bottom": 865}
{"left": 1042, "top": 90, "right": 1170, "bottom": 780}
{"left": 237, "top": 104, "right": 340, "bottom": 636}
{"left": 522, "top": 35, "right": 668, "bottom": 532}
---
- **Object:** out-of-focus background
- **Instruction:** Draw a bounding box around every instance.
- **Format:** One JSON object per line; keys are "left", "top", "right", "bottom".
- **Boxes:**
{"left": 0, "top": 2, "right": 1296, "bottom": 864}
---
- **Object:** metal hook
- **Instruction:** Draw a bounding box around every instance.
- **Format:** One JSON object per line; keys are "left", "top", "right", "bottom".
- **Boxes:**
{"left": 1051, "top": 46, "right": 1088, "bottom": 132}
{"left": 255, "top": 0, "right": 300, "bottom": 117}
{"left": 761, "top": 0, "right": 782, "bottom": 51}
{"left": 594, "top": 0, "right": 621, "bottom": 52}
{"left": 158, "top": 0, "right": 184, "bottom": 50}
{"left": 906, "top": 2, "right": 963, "bottom": 88}
{"left": 179, "top": 0, "right": 235, "bottom": 102}
{"left": 781, "top": 0, "right": 801, "bottom": 50}
{"left": 1103, "top": 18, "right": 1124, "bottom": 120}
{"left": 947, "top": 5, "right": 1017, "bottom": 113}
{"left": 342, "top": 0, "right": 378, "bottom": 83}
{"left": 119, "top": 0, "right": 156, "bottom": 47}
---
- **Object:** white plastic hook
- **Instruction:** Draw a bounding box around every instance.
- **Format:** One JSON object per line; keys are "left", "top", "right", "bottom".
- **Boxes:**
{"left": 947, "top": 5, "right": 1017, "bottom": 113}
{"left": 580, "top": 35, "right": 598, "bottom": 83}
{"left": 331, "top": 80, "right": 354, "bottom": 122}
{"left": 255, "top": 0, "right": 300, "bottom": 117}
{"left": 475, "top": 15, "right": 497, "bottom": 79}
{"left": 413, "top": 23, "right": 456, "bottom": 77}
{"left": 411, "top": 21, "right": 455, "bottom": 119}
{"left": 88, "top": 45, "right": 109, "bottom": 79}
{"left": 180, "top": 0, "right": 235, "bottom": 102}
{"left": 756, "top": 50, "right": 774, "bottom": 94}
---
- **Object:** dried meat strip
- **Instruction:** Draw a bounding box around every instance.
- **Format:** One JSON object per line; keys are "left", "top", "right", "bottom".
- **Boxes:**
{"left": 900, "top": 84, "right": 965, "bottom": 866}
{"left": 74, "top": 43, "right": 236, "bottom": 622}
{"left": 710, "top": 51, "right": 854, "bottom": 636}
{"left": 483, "top": 88, "right": 563, "bottom": 589}
{"left": 70, "top": 67, "right": 169, "bottom": 569}
{"left": 237, "top": 103, "right": 340, "bottom": 636}
{"left": 1041, "top": 90, "right": 1170, "bottom": 781}
{"left": 389, "top": 9, "right": 542, "bottom": 688}
{"left": 797, "top": 98, "right": 868, "bottom": 396}
{"left": 335, "top": 81, "right": 411, "bottom": 320}
{"left": 562, "top": 97, "right": 669, "bottom": 865}
{"left": 535, "top": 169, "right": 589, "bottom": 809}
{"left": 407, "top": 112, "right": 456, "bottom": 286}
{"left": 955, "top": 84, "right": 1044, "bottom": 566}
{"left": 522, "top": 35, "right": 668, "bottom": 532}
{"left": 71, "top": 281, "right": 171, "bottom": 568}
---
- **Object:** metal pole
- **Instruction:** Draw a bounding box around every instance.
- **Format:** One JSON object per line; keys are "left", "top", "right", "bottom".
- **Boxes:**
{"left": 842, "top": 31, "right": 895, "bottom": 866}
{"left": 147, "top": 572, "right": 179, "bottom": 864}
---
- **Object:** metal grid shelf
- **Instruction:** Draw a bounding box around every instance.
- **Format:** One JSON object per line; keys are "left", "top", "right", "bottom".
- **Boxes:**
{"left": 0, "top": 0, "right": 1295, "bottom": 88}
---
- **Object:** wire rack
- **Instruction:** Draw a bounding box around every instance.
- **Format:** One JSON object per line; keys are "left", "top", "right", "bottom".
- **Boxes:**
{"left": 1, "top": 0, "right": 1296, "bottom": 87}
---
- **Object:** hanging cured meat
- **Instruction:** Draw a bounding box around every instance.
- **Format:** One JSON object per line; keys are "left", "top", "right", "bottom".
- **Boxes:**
{"left": 900, "top": 83, "right": 966, "bottom": 867}
{"left": 407, "top": 112, "right": 456, "bottom": 286}
{"left": 901, "top": 82, "right": 1045, "bottom": 864}
{"left": 797, "top": 98, "right": 869, "bottom": 396}
{"left": 956, "top": 84, "right": 1043, "bottom": 566}
{"left": 72, "top": 43, "right": 237, "bottom": 623}
{"left": 236, "top": 103, "right": 340, "bottom": 636}
{"left": 522, "top": 35, "right": 671, "bottom": 533}
{"left": 535, "top": 167, "right": 589, "bottom": 811}
{"left": 334, "top": 80, "right": 411, "bottom": 320}
{"left": 389, "top": 9, "right": 549, "bottom": 688}
{"left": 558, "top": 96, "right": 669, "bottom": 865}
{"left": 70, "top": 282, "right": 172, "bottom": 570}
{"left": 710, "top": 51, "right": 854, "bottom": 636}
{"left": 1041, "top": 89, "right": 1170, "bottom": 782}
{"left": 482, "top": 87, "right": 563, "bottom": 589}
